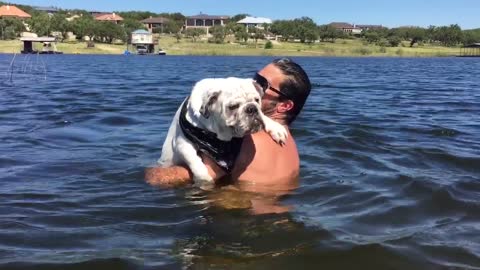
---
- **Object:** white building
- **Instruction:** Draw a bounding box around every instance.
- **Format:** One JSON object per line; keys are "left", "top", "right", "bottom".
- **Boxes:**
{"left": 131, "top": 29, "right": 153, "bottom": 45}
{"left": 237, "top": 16, "right": 272, "bottom": 30}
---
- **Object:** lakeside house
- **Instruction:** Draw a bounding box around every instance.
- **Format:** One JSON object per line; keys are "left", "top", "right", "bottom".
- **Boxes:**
{"left": 184, "top": 13, "right": 229, "bottom": 35}
{"left": 131, "top": 29, "right": 155, "bottom": 54}
{"left": 0, "top": 4, "right": 31, "bottom": 19}
{"left": 329, "top": 22, "right": 384, "bottom": 34}
{"left": 141, "top": 16, "right": 170, "bottom": 33}
{"left": 329, "top": 22, "right": 362, "bottom": 34}
{"left": 94, "top": 13, "right": 124, "bottom": 24}
{"left": 237, "top": 16, "right": 272, "bottom": 32}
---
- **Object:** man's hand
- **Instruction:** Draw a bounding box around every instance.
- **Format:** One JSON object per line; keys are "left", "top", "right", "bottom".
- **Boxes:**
{"left": 200, "top": 153, "right": 226, "bottom": 180}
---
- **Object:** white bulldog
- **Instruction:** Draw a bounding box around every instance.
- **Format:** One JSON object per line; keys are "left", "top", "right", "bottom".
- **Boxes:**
{"left": 158, "top": 77, "right": 288, "bottom": 183}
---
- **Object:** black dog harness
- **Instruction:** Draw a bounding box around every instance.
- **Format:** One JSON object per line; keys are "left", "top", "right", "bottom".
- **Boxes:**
{"left": 179, "top": 97, "right": 243, "bottom": 173}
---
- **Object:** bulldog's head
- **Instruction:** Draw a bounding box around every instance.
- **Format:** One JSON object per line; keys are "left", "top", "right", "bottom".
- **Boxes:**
{"left": 189, "top": 77, "right": 265, "bottom": 141}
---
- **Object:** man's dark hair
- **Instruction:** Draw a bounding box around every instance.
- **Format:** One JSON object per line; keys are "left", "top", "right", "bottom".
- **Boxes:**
{"left": 273, "top": 58, "right": 311, "bottom": 124}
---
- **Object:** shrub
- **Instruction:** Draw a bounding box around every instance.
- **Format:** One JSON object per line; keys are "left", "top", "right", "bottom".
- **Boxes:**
{"left": 379, "top": 46, "right": 387, "bottom": 53}
{"left": 376, "top": 39, "right": 389, "bottom": 47}
{"left": 353, "top": 47, "right": 372, "bottom": 55}
{"left": 396, "top": 48, "right": 404, "bottom": 56}
{"left": 388, "top": 36, "right": 402, "bottom": 47}
{"left": 264, "top": 40, "right": 273, "bottom": 49}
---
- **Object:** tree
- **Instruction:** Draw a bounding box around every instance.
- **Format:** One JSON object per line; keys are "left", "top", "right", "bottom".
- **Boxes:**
{"left": 50, "top": 13, "right": 69, "bottom": 40}
{"left": 0, "top": 17, "right": 25, "bottom": 40}
{"left": 97, "top": 22, "right": 126, "bottom": 43}
{"left": 463, "top": 29, "right": 480, "bottom": 45}
{"left": 184, "top": 28, "right": 205, "bottom": 42}
{"left": 249, "top": 27, "right": 265, "bottom": 47}
{"left": 70, "top": 15, "right": 95, "bottom": 41}
{"left": 364, "top": 31, "right": 380, "bottom": 44}
{"left": 123, "top": 18, "right": 145, "bottom": 34}
{"left": 28, "top": 12, "right": 51, "bottom": 36}
{"left": 210, "top": 25, "right": 226, "bottom": 43}
{"left": 434, "top": 24, "right": 463, "bottom": 46}
{"left": 175, "top": 32, "right": 182, "bottom": 43}
{"left": 292, "top": 17, "right": 318, "bottom": 43}
{"left": 117, "top": 11, "right": 157, "bottom": 21}
{"left": 270, "top": 20, "right": 295, "bottom": 41}
{"left": 408, "top": 27, "right": 426, "bottom": 47}
{"left": 233, "top": 25, "right": 249, "bottom": 43}
{"left": 163, "top": 20, "right": 183, "bottom": 34}
{"left": 318, "top": 24, "right": 341, "bottom": 42}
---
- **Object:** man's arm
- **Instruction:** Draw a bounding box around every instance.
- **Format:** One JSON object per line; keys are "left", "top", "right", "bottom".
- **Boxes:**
{"left": 145, "top": 155, "right": 227, "bottom": 187}
{"left": 145, "top": 165, "right": 193, "bottom": 187}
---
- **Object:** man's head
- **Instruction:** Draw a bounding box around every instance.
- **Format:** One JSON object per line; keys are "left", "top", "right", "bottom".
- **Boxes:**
{"left": 255, "top": 58, "right": 311, "bottom": 125}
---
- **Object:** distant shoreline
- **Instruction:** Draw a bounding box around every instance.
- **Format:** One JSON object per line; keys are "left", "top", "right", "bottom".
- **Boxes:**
{"left": 0, "top": 36, "right": 461, "bottom": 57}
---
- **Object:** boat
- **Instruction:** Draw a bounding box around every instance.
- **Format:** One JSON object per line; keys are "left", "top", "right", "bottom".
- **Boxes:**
{"left": 158, "top": 48, "right": 167, "bottom": 55}
{"left": 136, "top": 45, "right": 148, "bottom": 55}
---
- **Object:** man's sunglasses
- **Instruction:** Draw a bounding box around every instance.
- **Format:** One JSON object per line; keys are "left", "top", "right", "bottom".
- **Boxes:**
{"left": 253, "top": 73, "right": 292, "bottom": 100}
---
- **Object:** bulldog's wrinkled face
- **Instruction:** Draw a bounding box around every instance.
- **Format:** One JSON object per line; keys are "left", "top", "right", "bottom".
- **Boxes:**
{"left": 201, "top": 77, "right": 265, "bottom": 138}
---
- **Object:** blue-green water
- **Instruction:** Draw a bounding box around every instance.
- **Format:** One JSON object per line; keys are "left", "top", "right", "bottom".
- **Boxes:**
{"left": 1, "top": 55, "right": 479, "bottom": 269}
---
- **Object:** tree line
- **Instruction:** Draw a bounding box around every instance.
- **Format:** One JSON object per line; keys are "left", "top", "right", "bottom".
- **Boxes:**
{"left": 1, "top": 2, "right": 479, "bottom": 47}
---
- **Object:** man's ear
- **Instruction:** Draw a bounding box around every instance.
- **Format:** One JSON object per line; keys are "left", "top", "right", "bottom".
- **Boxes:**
{"left": 277, "top": 100, "right": 294, "bottom": 113}
{"left": 200, "top": 90, "right": 220, "bottom": 119}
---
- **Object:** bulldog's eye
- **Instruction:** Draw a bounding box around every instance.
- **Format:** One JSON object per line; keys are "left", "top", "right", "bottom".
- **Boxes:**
{"left": 228, "top": 104, "right": 239, "bottom": 111}
{"left": 255, "top": 98, "right": 260, "bottom": 103}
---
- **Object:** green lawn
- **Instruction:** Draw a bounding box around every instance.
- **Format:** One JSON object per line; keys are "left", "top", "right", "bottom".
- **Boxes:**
{"left": 0, "top": 36, "right": 461, "bottom": 57}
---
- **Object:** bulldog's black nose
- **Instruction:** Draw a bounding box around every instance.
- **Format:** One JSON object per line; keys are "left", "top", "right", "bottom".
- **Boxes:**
{"left": 245, "top": 104, "right": 258, "bottom": 115}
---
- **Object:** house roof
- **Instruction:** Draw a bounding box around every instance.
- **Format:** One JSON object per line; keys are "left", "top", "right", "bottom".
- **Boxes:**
{"left": 0, "top": 5, "right": 31, "bottom": 18}
{"left": 329, "top": 22, "right": 355, "bottom": 29}
{"left": 33, "top": 6, "right": 60, "bottom": 13}
{"left": 356, "top": 24, "right": 383, "bottom": 29}
{"left": 132, "top": 29, "right": 151, "bottom": 34}
{"left": 237, "top": 16, "right": 272, "bottom": 24}
{"left": 141, "top": 16, "right": 170, "bottom": 24}
{"left": 21, "top": 37, "right": 56, "bottom": 42}
{"left": 95, "top": 13, "right": 124, "bottom": 21}
{"left": 187, "top": 13, "right": 229, "bottom": 20}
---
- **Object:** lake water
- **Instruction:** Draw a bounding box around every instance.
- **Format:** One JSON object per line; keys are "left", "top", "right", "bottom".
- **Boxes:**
{"left": 0, "top": 54, "right": 479, "bottom": 269}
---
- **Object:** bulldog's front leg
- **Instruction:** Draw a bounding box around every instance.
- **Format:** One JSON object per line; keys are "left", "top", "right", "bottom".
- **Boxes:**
{"left": 178, "top": 142, "right": 213, "bottom": 183}
{"left": 261, "top": 115, "right": 288, "bottom": 145}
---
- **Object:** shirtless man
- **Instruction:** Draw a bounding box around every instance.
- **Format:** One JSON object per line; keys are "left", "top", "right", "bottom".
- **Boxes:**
{"left": 145, "top": 58, "right": 311, "bottom": 190}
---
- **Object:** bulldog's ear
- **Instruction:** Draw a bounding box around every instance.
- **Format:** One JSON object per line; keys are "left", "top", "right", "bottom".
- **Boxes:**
{"left": 200, "top": 90, "right": 220, "bottom": 119}
{"left": 252, "top": 79, "right": 265, "bottom": 97}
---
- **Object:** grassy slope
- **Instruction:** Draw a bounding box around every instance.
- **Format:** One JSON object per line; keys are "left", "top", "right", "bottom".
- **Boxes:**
{"left": 0, "top": 36, "right": 461, "bottom": 57}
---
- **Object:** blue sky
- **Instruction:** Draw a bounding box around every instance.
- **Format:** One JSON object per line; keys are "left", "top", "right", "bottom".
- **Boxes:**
{"left": 12, "top": 0, "right": 480, "bottom": 29}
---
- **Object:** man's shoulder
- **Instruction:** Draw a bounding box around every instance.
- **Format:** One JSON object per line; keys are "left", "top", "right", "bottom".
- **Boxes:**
{"left": 240, "top": 128, "right": 297, "bottom": 157}
{"left": 233, "top": 128, "right": 299, "bottom": 183}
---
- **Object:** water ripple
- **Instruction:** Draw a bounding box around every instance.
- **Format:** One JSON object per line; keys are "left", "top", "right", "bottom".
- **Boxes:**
{"left": 1, "top": 55, "right": 479, "bottom": 269}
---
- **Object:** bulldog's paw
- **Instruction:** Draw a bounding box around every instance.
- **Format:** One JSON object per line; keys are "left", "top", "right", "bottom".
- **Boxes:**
{"left": 192, "top": 168, "right": 215, "bottom": 190}
{"left": 264, "top": 119, "right": 288, "bottom": 145}
{"left": 192, "top": 168, "right": 213, "bottom": 183}
{"left": 191, "top": 164, "right": 214, "bottom": 183}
